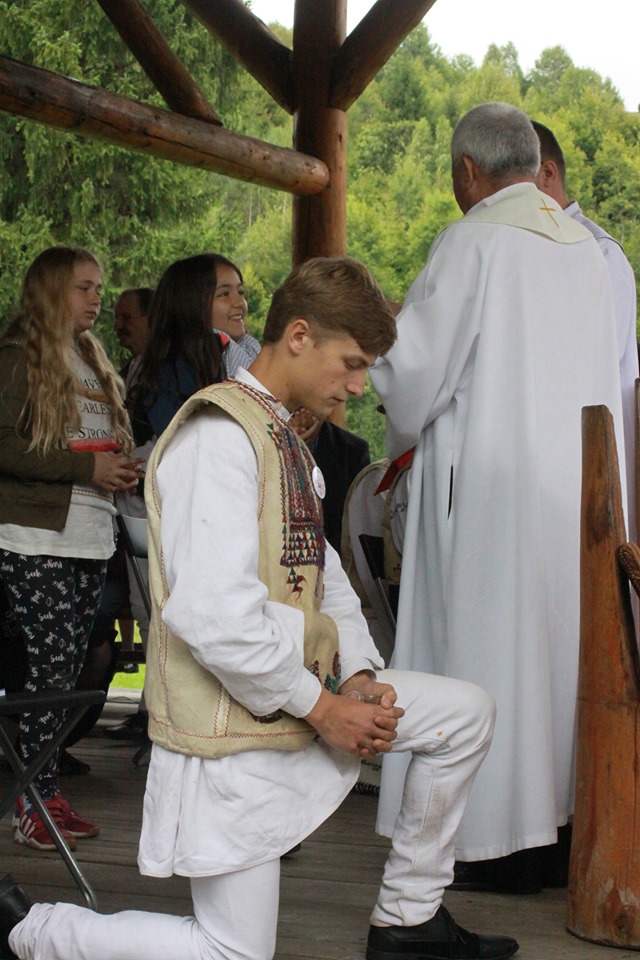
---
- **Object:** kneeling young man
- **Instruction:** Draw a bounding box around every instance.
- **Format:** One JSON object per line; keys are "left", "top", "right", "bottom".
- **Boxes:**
{"left": 1, "top": 257, "right": 517, "bottom": 960}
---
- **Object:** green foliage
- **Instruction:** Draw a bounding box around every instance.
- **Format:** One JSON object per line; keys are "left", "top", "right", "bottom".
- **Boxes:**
{"left": 457, "top": 61, "right": 524, "bottom": 113}
{"left": 593, "top": 132, "right": 640, "bottom": 240}
{"left": 483, "top": 42, "right": 526, "bottom": 87}
{"left": 528, "top": 45, "right": 574, "bottom": 94}
{"left": 350, "top": 120, "right": 416, "bottom": 175}
{"left": 346, "top": 379, "right": 387, "bottom": 463}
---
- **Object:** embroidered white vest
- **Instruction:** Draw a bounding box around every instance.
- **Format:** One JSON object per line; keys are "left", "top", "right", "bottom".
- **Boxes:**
{"left": 144, "top": 380, "right": 341, "bottom": 758}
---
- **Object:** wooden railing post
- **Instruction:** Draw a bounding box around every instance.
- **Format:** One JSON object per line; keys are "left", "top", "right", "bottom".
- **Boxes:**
{"left": 567, "top": 404, "right": 640, "bottom": 947}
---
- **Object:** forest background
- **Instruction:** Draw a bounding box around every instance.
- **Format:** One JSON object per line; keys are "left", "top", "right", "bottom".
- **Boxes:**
{"left": 1, "top": 1, "right": 639, "bottom": 459}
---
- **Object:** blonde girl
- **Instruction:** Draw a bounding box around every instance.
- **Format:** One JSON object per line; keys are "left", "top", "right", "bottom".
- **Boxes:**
{"left": 0, "top": 246, "right": 139, "bottom": 852}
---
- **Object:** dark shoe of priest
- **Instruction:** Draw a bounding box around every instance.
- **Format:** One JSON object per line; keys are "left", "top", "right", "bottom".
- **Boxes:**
{"left": 449, "top": 827, "right": 572, "bottom": 895}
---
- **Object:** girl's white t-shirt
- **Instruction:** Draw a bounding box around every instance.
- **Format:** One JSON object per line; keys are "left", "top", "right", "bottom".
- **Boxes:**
{"left": 0, "top": 349, "right": 116, "bottom": 559}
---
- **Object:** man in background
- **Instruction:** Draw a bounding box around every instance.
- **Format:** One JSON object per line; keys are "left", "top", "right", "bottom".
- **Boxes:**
{"left": 113, "top": 287, "right": 154, "bottom": 389}
{"left": 533, "top": 119, "right": 638, "bottom": 537}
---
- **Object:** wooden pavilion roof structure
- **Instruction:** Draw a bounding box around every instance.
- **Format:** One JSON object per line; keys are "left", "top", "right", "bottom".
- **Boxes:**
{"left": 0, "top": 0, "right": 438, "bottom": 265}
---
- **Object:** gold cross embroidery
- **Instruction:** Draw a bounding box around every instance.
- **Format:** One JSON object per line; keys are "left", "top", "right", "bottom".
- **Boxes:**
{"left": 538, "top": 197, "right": 560, "bottom": 228}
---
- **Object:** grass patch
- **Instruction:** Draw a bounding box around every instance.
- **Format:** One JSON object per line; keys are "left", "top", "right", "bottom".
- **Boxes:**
{"left": 111, "top": 665, "right": 145, "bottom": 689}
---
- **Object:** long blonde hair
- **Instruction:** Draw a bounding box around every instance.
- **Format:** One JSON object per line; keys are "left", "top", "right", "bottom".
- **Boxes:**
{"left": 6, "top": 246, "right": 132, "bottom": 454}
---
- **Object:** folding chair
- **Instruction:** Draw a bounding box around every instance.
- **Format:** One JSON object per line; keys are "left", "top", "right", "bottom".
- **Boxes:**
{"left": 114, "top": 513, "right": 151, "bottom": 766}
{"left": 0, "top": 688, "right": 106, "bottom": 909}
{"left": 115, "top": 513, "right": 151, "bottom": 621}
{"left": 113, "top": 513, "right": 150, "bottom": 669}
{"left": 341, "top": 461, "right": 396, "bottom": 664}
{"left": 358, "top": 533, "right": 398, "bottom": 636}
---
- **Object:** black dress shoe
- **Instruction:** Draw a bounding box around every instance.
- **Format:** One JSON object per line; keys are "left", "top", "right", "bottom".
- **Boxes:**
{"left": 366, "top": 905, "right": 519, "bottom": 960}
{"left": 0, "top": 874, "right": 32, "bottom": 960}
{"left": 104, "top": 711, "right": 148, "bottom": 742}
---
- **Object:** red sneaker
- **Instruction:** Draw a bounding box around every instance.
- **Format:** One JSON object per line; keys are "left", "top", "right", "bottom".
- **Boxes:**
{"left": 55, "top": 794, "right": 99, "bottom": 839}
{"left": 14, "top": 796, "right": 77, "bottom": 851}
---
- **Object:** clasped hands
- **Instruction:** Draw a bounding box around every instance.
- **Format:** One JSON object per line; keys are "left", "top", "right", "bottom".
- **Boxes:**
{"left": 305, "top": 671, "right": 404, "bottom": 760}
{"left": 92, "top": 451, "right": 145, "bottom": 493}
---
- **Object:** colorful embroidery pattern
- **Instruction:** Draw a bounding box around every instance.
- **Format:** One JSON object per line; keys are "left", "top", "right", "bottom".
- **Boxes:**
{"left": 264, "top": 419, "right": 325, "bottom": 577}
{"left": 309, "top": 651, "right": 342, "bottom": 693}
{"left": 219, "top": 381, "right": 325, "bottom": 602}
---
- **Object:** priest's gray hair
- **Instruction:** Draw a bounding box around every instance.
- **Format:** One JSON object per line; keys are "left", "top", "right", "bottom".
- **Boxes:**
{"left": 451, "top": 102, "right": 540, "bottom": 181}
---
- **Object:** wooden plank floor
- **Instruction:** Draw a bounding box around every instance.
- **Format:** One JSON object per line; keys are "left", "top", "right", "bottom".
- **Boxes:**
{"left": 1, "top": 698, "right": 638, "bottom": 959}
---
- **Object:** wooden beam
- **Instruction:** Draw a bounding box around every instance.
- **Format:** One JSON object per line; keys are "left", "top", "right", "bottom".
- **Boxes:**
{"left": 96, "top": 0, "right": 222, "bottom": 125}
{"left": 330, "top": 0, "right": 439, "bottom": 111}
{"left": 181, "top": 0, "right": 294, "bottom": 114}
{"left": 0, "top": 57, "right": 329, "bottom": 195}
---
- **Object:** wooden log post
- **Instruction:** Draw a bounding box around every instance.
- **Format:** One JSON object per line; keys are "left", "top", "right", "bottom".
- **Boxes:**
{"left": 291, "top": 0, "right": 347, "bottom": 266}
{"left": 291, "top": 1, "right": 348, "bottom": 427}
{"left": 567, "top": 404, "right": 640, "bottom": 948}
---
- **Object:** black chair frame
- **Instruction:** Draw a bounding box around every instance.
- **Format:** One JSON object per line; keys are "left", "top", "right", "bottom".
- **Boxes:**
{"left": 0, "top": 688, "right": 105, "bottom": 909}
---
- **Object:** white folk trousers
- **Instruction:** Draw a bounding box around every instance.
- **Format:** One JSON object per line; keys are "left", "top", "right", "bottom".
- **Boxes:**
{"left": 11, "top": 669, "right": 494, "bottom": 960}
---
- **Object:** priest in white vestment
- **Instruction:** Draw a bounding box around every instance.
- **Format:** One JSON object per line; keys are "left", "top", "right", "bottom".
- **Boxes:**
{"left": 371, "top": 103, "right": 625, "bottom": 886}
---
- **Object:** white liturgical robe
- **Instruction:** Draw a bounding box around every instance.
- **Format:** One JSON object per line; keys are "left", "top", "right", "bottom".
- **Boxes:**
{"left": 371, "top": 183, "right": 625, "bottom": 860}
